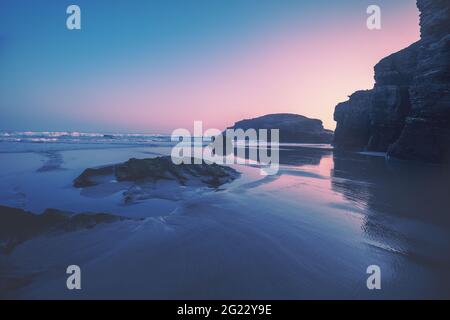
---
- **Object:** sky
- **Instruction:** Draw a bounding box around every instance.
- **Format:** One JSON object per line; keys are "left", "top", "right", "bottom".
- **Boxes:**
{"left": 0, "top": 0, "right": 420, "bottom": 133}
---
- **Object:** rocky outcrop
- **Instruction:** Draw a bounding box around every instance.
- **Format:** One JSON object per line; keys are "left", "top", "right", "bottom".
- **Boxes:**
{"left": 226, "top": 113, "right": 333, "bottom": 143}
{"left": 74, "top": 165, "right": 115, "bottom": 187}
{"left": 0, "top": 206, "right": 129, "bottom": 254}
{"left": 74, "top": 156, "right": 239, "bottom": 189}
{"left": 333, "top": 0, "right": 450, "bottom": 163}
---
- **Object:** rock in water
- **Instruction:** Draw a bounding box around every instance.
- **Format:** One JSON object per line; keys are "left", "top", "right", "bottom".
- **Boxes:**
{"left": 74, "top": 156, "right": 239, "bottom": 188}
{"left": 333, "top": 0, "right": 450, "bottom": 163}
{"left": 226, "top": 113, "right": 333, "bottom": 143}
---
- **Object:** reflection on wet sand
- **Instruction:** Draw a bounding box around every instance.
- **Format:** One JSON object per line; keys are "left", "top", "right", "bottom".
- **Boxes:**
{"left": 236, "top": 144, "right": 332, "bottom": 167}
{"left": 332, "top": 151, "right": 450, "bottom": 226}
{"left": 2, "top": 144, "right": 450, "bottom": 299}
{"left": 331, "top": 151, "right": 450, "bottom": 285}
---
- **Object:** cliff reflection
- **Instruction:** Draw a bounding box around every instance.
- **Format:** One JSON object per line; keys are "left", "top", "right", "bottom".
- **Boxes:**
{"left": 331, "top": 151, "right": 450, "bottom": 227}
{"left": 234, "top": 144, "right": 332, "bottom": 167}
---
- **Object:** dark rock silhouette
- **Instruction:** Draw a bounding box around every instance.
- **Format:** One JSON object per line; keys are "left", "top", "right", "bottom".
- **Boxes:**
{"left": 334, "top": 0, "right": 450, "bottom": 163}
{"left": 74, "top": 156, "right": 239, "bottom": 188}
{"left": 0, "top": 206, "right": 129, "bottom": 254}
{"left": 73, "top": 165, "right": 114, "bottom": 187}
{"left": 226, "top": 113, "right": 333, "bottom": 143}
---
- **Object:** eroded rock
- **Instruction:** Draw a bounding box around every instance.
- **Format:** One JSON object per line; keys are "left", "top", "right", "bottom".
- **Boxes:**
{"left": 333, "top": 0, "right": 450, "bottom": 163}
{"left": 74, "top": 156, "right": 239, "bottom": 189}
{"left": 0, "top": 206, "right": 129, "bottom": 254}
{"left": 226, "top": 113, "right": 333, "bottom": 143}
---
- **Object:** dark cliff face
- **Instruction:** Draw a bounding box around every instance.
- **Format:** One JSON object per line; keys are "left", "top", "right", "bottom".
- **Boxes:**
{"left": 333, "top": 0, "right": 450, "bottom": 163}
{"left": 227, "top": 113, "right": 334, "bottom": 143}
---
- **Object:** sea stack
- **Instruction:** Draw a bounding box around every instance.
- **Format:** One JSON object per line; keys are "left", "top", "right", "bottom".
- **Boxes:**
{"left": 226, "top": 113, "right": 333, "bottom": 143}
{"left": 333, "top": 0, "right": 450, "bottom": 163}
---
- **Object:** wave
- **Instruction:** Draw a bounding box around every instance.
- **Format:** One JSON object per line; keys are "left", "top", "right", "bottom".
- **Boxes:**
{"left": 0, "top": 131, "right": 174, "bottom": 153}
{"left": 0, "top": 131, "right": 172, "bottom": 144}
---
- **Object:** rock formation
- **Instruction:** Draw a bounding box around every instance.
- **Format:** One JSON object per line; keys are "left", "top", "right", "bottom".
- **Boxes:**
{"left": 74, "top": 156, "right": 239, "bottom": 189}
{"left": 0, "top": 206, "right": 129, "bottom": 254}
{"left": 333, "top": 0, "right": 450, "bottom": 163}
{"left": 226, "top": 113, "right": 333, "bottom": 143}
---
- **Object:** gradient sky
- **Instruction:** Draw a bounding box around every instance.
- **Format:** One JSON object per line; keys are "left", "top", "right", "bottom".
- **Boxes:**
{"left": 0, "top": 0, "right": 420, "bottom": 133}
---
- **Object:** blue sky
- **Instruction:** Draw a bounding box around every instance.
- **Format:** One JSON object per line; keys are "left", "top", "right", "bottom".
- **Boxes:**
{"left": 0, "top": 0, "right": 419, "bottom": 133}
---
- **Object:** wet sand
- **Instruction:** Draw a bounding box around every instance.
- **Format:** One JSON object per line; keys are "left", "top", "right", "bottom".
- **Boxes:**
{"left": 1, "top": 144, "right": 450, "bottom": 299}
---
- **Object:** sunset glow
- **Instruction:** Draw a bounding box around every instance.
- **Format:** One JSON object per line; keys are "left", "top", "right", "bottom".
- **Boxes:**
{"left": 0, "top": 0, "right": 420, "bottom": 132}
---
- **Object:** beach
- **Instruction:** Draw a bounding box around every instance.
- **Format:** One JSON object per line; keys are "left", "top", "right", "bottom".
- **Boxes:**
{"left": 1, "top": 133, "right": 449, "bottom": 299}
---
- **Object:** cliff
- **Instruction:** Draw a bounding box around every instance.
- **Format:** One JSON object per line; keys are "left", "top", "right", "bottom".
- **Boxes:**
{"left": 333, "top": 0, "right": 450, "bottom": 163}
